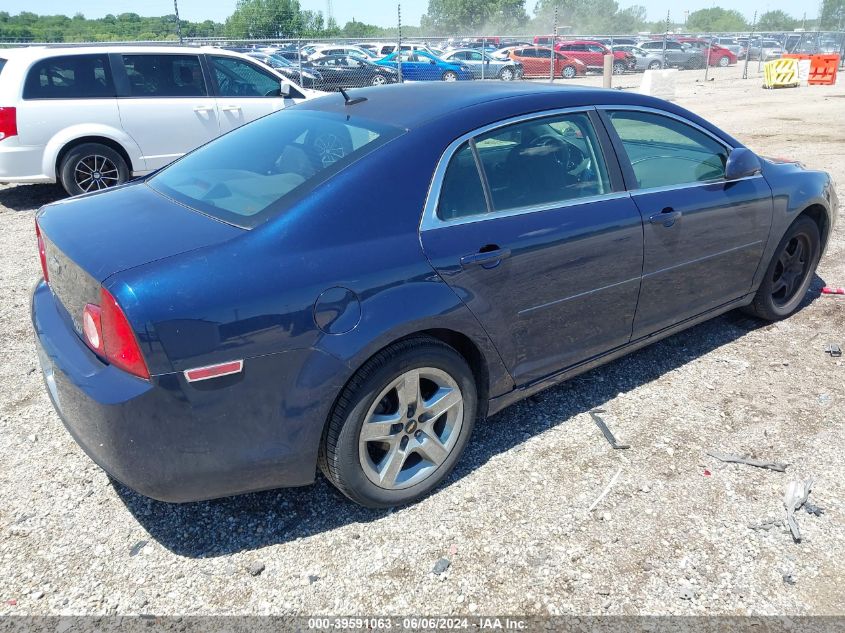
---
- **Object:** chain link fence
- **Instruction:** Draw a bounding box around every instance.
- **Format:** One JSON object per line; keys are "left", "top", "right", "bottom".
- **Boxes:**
{"left": 2, "top": 29, "right": 843, "bottom": 91}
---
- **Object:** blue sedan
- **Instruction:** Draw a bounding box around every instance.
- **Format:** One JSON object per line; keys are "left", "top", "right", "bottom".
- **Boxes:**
{"left": 376, "top": 50, "right": 474, "bottom": 81}
{"left": 32, "top": 83, "right": 838, "bottom": 508}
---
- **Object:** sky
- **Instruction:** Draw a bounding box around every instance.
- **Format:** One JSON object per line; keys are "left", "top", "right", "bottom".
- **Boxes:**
{"left": 3, "top": 0, "right": 815, "bottom": 28}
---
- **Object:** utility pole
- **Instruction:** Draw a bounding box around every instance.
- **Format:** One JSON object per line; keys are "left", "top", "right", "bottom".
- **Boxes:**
{"left": 174, "top": 0, "right": 183, "bottom": 44}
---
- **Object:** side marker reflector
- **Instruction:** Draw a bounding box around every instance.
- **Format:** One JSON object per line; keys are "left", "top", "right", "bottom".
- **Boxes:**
{"left": 184, "top": 360, "right": 244, "bottom": 383}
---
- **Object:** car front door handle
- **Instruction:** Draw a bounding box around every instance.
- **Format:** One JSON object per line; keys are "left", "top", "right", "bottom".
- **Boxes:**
{"left": 193, "top": 105, "right": 214, "bottom": 113}
{"left": 221, "top": 105, "right": 242, "bottom": 112}
{"left": 649, "top": 208, "right": 683, "bottom": 227}
{"left": 460, "top": 248, "right": 511, "bottom": 269}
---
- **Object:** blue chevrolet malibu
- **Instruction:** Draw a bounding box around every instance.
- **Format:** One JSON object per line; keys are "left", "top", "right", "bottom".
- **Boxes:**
{"left": 377, "top": 49, "right": 474, "bottom": 81}
{"left": 32, "top": 83, "right": 837, "bottom": 508}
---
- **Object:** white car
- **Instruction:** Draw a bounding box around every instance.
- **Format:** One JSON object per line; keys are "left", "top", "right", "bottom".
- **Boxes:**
{"left": 305, "top": 44, "right": 376, "bottom": 61}
{"left": 0, "top": 45, "right": 317, "bottom": 195}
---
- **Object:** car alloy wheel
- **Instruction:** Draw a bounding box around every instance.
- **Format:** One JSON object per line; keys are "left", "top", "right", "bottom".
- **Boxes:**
{"left": 613, "top": 62, "right": 626, "bottom": 75}
{"left": 648, "top": 60, "right": 662, "bottom": 70}
{"left": 500, "top": 67, "right": 515, "bottom": 81}
{"left": 74, "top": 155, "right": 120, "bottom": 192}
{"left": 358, "top": 367, "right": 463, "bottom": 490}
{"left": 771, "top": 233, "right": 813, "bottom": 308}
{"left": 562, "top": 65, "right": 576, "bottom": 79}
{"left": 719, "top": 55, "right": 730, "bottom": 67}
{"left": 371, "top": 74, "right": 388, "bottom": 86}
{"left": 443, "top": 71, "right": 458, "bottom": 81}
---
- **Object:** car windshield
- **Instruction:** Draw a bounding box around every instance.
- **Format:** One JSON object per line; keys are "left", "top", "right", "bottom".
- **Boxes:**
{"left": 148, "top": 110, "right": 403, "bottom": 228}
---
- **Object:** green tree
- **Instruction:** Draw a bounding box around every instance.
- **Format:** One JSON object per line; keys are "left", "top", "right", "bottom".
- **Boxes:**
{"left": 225, "top": 0, "right": 306, "bottom": 38}
{"left": 819, "top": 0, "right": 845, "bottom": 29}
{"left": 757, "top": 10, "right": 798, "bottom": 30}
{"left": 532, "top": 0, "right": 646, "bottom": 34}
{"left": 684, "top": 7, "right": 748, "bottom": 32}
{"left": 421, "top": 0, "right": 528, "bottom": 34}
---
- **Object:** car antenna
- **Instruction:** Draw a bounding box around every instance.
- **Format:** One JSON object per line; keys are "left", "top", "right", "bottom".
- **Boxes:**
{"left": 339, "top": 87, "right": 367, "bottom": 106}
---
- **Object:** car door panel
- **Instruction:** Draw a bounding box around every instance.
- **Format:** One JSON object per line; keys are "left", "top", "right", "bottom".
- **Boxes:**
{"left": 422, "top": 198, "right": 643, "bottom": 383}
{"left": 601, "top": 108, "right": 773, "bottom": 339}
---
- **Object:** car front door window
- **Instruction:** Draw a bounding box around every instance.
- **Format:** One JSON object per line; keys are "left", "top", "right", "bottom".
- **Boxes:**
{"left": 606, "top": 110, "right": 728, "bottom": 189}
{"left": 210, "top": 56, "right": 281, "bottom": 97}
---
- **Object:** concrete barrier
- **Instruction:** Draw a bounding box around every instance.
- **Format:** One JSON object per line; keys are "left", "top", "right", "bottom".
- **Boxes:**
{"left": 637, "top": 68, "right": 678, "bottom": 101}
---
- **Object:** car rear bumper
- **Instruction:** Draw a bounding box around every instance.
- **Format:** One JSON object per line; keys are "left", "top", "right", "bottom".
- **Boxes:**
{"left": 0, "top": 140, "right": 53, "bottom": 183}
{"left": 32, "top": 280, "right": 346, "bottom": 502}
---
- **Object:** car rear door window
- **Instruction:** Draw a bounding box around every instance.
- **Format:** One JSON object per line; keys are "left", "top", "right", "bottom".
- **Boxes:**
{"left": 473, "top": 112, "right": 610, "bottom": 212}
{"left": 607, "top": 110, "right": 728, "bottom": 189}
{"left": 23, "top": 54, "right": 115, "bottom": 99}
{"left": 122, "top": 54, "right": 207, "bottom": 97}
{"left": 209, "top": 56, "right": 281, "bottom": 97}
{"left": 0, "top": 59, "right": 6, "bottom": 76}
{"left": 437, "top": 142, "right": 488, "bottom": 221}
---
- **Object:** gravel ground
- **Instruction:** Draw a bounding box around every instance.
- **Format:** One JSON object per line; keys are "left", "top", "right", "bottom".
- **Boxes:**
{"left": 1, "top": 65, "right": 844, "bottom": 617}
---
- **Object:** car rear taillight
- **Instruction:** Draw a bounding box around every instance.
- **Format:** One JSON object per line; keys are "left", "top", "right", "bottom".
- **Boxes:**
{"left": 0, "top": 107, "right": 17, "bottom": 141}
{"left": 82, "top": 287, "right": 150, "bottom": 380}
{"left": 35, "top": 220, "right": 49, "bottom": 283}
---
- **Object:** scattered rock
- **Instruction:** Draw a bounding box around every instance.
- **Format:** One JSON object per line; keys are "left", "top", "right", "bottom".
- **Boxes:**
{"left": 432, "top": 558, "right": 451, "bottom": 575}
{"left": 679, "top": 587, "right": 696, "bottom": 601}
{"left": 782, "top": 573, "right": 797, "bottom": 586}
{"left": 30, "top": 590, "right": 44, "bottom": 600}
{"left": 246, "top": 561, "right": 266, "bottom": 577}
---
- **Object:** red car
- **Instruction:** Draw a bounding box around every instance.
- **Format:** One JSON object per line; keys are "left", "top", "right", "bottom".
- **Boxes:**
{"left": 675, "top": 37, "right": 737, "bottom": 67}
{"left": 555, "top": 40, "right": 636, "bottom": 73}
{"left": 507, "top": 46, "right": 587, "bottom": 79}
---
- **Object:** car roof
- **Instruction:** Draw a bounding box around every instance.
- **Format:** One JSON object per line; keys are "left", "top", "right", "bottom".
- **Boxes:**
{"left": 0, "top": 45, "right": 250, "bottom": 60}
{"left": 296, "top": 81, "right": 722, "bottom": 136}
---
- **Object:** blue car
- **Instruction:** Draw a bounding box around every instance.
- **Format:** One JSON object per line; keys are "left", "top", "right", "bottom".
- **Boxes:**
{"left": 32, "top": 83, "right": 837, "bottom": 508}
{"left": 376, "top": 50, "right": 474, "bottom": 81}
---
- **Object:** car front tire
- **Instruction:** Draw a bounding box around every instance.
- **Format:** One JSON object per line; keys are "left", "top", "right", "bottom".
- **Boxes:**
{"left": 442, "top": 71, "right": 459, "bottom": 81}
{"left": 319, "top": 337, "right": 477, "bottom": 508}
{"left": 719, "top": 55, "right": 730, "bottom": 67}
{"left": 562, "top": 65, "right": 577, "bottom": 79}
{"left": 59, "top": 143, "right": 129, "bottom": 196}
{"left": 744, "top": 216, "right": 821, "bottom": 321}
{"left": 499, "top": 67, "right": 515, "bottom": 81}
{"left": 648, "top": 60, "right": 662, "bottom": 70}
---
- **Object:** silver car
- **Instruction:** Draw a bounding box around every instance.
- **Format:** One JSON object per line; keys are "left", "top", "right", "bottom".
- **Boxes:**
{"left": 748, "top": 39, "right": 785, "bottom": 61}
{"left": 612, "top": 45, "right": 664, "bottom": 71}
{"left": 440, "top": 49, "right": 524, "bottom": 81}
{"left": 638, "top": 40, "right": 706, "bottom": 69}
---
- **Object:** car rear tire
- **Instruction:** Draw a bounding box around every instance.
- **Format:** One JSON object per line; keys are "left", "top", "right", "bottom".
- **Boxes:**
{"left": 318, "top": 337, "right": 477, "bottom": 508}
{"left": 648, "top": 60, "right": 662, "bottom": 70}
{"left": 371, "top": 74, "right": 388, "bottom": 86}
{"left": 442, "top": 71, "right": 459, "bottom": 81}
{"left": 561, "top": 65, "right": 577, "bottom": 79}
{"left": 719, "top": 55, "right": 730, "bottom": 67}
{"left": 59, "top": 143, "right": 129, "bottom": 197}
{"left": 744, "top": 216, "right": 821, "bottom": 321}
{"left": 499, "top": 67, "right": 515, "bottom": 81}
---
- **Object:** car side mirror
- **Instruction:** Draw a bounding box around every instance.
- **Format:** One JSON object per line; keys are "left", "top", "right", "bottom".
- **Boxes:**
{"left": 725, "top": 148, "right": 762, "bottom": 180}
{"left": 279, "top": 81, "right": 291, "bottom": 97}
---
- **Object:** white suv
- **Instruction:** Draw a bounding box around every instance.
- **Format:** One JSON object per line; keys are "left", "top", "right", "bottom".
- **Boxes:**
{"left": 0, "top": 45, "right": 317, "bottom": 195}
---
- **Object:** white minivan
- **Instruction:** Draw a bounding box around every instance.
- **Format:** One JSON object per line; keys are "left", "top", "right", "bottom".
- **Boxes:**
{"left": 0, "top": 45, "right": 318, "bottom": 195}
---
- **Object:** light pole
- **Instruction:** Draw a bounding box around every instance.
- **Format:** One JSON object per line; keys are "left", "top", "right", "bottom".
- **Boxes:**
{"left": 174, "top": 0, "right": 183, "bottom": 44}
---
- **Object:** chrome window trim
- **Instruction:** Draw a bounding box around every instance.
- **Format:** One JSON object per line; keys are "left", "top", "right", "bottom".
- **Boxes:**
{"left": 420, "top": 106, "right": 618, "bottom": 232}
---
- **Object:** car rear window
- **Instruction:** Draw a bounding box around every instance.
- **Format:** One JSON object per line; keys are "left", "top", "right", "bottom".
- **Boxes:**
{"left": 23, "top": 54, "right": 115, "bottom": 99}
{"left": 148, "top": 109, "right": 402, "bottom": 228}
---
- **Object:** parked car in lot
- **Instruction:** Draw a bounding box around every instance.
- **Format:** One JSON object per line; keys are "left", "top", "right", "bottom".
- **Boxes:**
{"left": 505, "top": 46, "right": 586, "bottom": 78}
{"left": 638, "top": 40, "right": 706, "bottom": 69}
{"left": 708, "top": 37, "right": 742, "bottom": 58}
{"left": 376, "top": 50, "right": 473, "bottom": 81}
{"left": 305, "top": 55, "right": 399, "bottom": 89}
{"left": 747, "top": 39, "right": 786, "bottom": 61}
{"left": 31, "top": 82, "right": 838, "bottom": 508}
{"left": 612, "top": 45, "right": 664, "bottom": 70}
{"left": 675, "top": 38, "right": 737, "bottom": 66}
{"left": 305, "top": 44, "right": 377, "bottom": 61}
{"left": 555, "top": 40, "right": 636, "bottom": 74}
{"left": 241, "top": 51, "right": 323, "bottom": 89}
{"left": 0, "top": 45, "right": 315, "bottom": 195}
{"left": 440, "top": 48, "right": 523, "bottom": 80}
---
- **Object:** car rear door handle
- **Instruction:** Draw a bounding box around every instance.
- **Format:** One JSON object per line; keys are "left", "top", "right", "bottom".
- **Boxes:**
{"left": 649, "top": 208, "right": 682, "bottom": 227}
{"left": 193, "top": 105, "right": 214, "bottom": 112}
{"left": 460, "top": 248, "right": 511, "bottom": 269}
{"left": 221, "top": 105, "right": 242, "bottom": 112}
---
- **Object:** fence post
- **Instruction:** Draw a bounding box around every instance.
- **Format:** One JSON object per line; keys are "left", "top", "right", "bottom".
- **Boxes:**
{"left": 481, "top": 37, "right": 485, "bottom": 80}
{"left": 705, "top": 33, "right": 712, "bottom": 80}
{"left": 397, "top": 4, "right": 403, "bottom": 84}
{"left": 742, "top": 12, "right": 755, "bottom": 80}
{"left": 297, "top": 37, "right": 302, "bottom": 79}
{"left": 550, "top": 6, "right": 558, "bottom": 82}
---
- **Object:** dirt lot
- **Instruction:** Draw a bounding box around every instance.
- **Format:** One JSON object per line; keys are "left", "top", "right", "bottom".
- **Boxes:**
{"left": 1, "top": 64, "right": 844, "bottom": 617}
